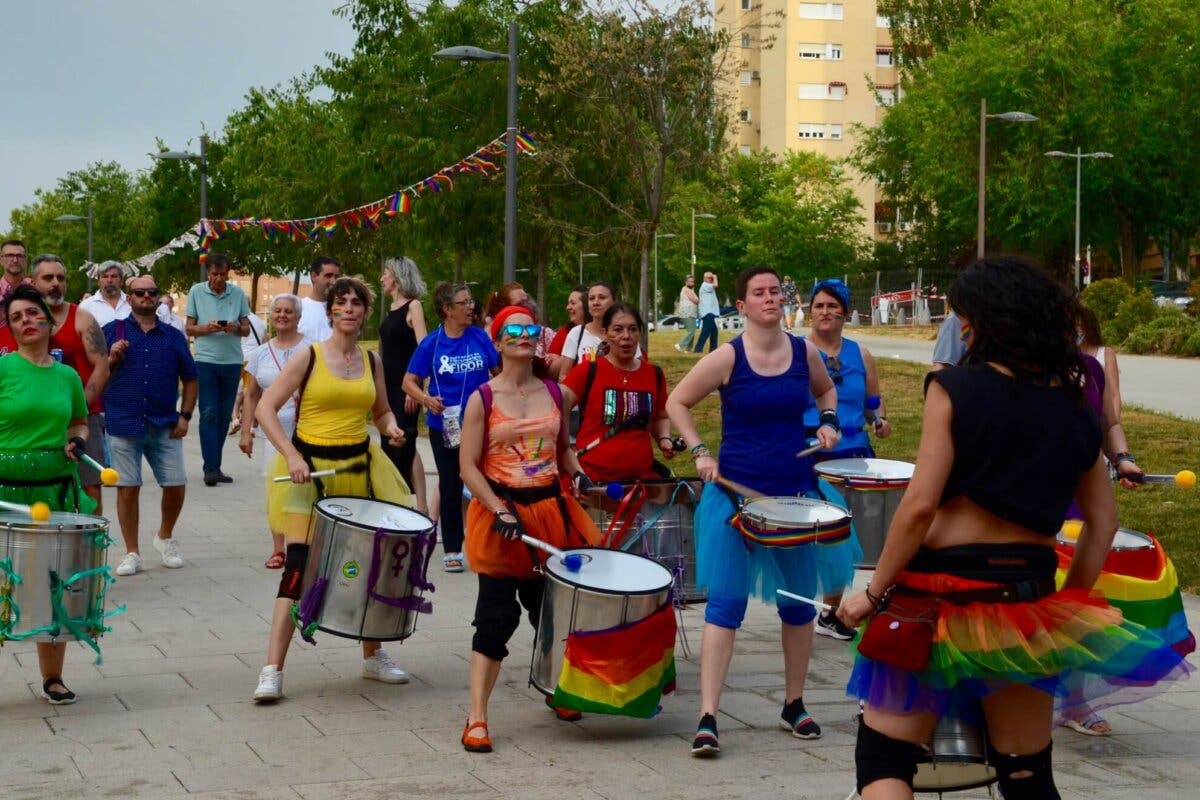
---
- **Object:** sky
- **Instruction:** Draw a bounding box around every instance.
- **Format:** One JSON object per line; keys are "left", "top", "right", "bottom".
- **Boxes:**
{"left": 0, "top": 1, "right": 358, "bottom": 229}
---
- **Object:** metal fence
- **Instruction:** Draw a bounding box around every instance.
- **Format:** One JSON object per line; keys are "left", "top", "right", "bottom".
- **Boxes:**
{"left": 804, "top": 268, "right": 961, "bottom": 327}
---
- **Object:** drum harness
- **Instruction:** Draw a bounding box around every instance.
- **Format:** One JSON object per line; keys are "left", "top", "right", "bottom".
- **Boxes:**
{"left": 292, "top": 344, "right": 377, "bottom": 500}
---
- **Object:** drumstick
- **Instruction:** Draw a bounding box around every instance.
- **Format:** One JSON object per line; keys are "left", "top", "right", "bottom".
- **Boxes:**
{"left": 776, "top": 589, "right": 833, "bottom": 612}
{"left": 77, "top": 452, "right": 120, "bottom": 486}
{"left": 796, "top": 441, "right": 825, "bottom": 458}
{"left": 715, "top": 476, "right": 766, "bottom": 499}
{"left": 0, "top": 499, "right": 51, "bottom": 522}
{"left": 1123, "top": 470, "right": 1196, "bottom": 488}
{"left": 520, "top": 534, "right": 584, "bottom": 572}
{"left": 583, "top": 482, "right": 625, "bottom": 500}
{"left": 271, "top": 461, "right": 369, "bottom": 483}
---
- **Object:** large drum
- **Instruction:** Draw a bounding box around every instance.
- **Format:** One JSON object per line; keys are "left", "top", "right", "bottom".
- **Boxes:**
{"left": 295, "top": 497, "right": 436, "bottom": 642}
{"left": 734, "top": 496, "right": 852, "bottom": 548}
{"left": 0, "top": 511, "right": 110, "bottom": 643}
{"left": 530, "top": 548, "right": 673, "bottom": 697}
{"left": 913, "top": 712, "right": 997, "bottom": 793}
{"left": 814, "top": 458, "right": 913, "bottom": 567}
{"left": 582, "top": 478, "right": 704, "bottom": 603}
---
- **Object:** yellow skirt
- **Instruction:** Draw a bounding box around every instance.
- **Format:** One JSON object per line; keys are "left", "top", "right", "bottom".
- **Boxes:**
{"left": 266, "top": 435, "right": 413, "bottom": 542}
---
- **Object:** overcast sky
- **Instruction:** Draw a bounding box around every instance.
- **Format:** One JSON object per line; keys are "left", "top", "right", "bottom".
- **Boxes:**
{"left": 1, "top": 1, "right": 357, "bottom": 229}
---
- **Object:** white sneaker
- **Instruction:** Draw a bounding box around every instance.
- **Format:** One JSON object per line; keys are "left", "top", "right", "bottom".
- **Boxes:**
{"left": 153, "top": 536, "right": 184, "bottom": 568}
{"left": 363, "top": 650, "right": 410, "bottom": 684}
{"left": 115, "top": 552, "right": 143, "bottom": 577}
{"left": 253, "top": 665, "right": 283, "bottom": 702}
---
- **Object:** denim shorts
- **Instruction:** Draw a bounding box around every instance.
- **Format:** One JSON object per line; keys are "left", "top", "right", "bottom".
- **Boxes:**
{"left": 107, "top": 424, "right": 187, "bottom": 487}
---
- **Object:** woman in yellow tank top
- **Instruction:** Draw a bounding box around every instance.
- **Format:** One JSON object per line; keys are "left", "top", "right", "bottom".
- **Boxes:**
{"left": 251, "top": 276, "right": 415, "bottom": 703}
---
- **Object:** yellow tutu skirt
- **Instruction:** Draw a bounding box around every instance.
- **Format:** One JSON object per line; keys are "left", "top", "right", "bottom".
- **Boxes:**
{"left": 267, "top": 435, "right": 413, "bottom": 541}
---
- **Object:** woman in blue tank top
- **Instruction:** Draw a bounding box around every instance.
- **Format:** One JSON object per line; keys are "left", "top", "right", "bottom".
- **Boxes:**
{"left": 667, "top": 267, "right": 845, "bottom": 757}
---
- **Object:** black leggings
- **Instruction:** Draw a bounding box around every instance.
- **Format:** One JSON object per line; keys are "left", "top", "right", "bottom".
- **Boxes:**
{"left": 429, "top": 433, "right": 464, "bottom": 553}
{"left": 472, "top": 573, "right": 544, "bottom": 661}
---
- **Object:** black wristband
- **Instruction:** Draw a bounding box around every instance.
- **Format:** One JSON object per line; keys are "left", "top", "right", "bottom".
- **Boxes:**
{"left": 69, "top": 436, "right": 87, "bottom": 454}
{"left": 818, "top": 409, "right": 840, "bottom": 433}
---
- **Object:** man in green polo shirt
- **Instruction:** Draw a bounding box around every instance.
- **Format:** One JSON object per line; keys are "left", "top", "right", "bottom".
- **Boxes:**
{"left": 185, "top": 253, "right": 251, "bottom": 486}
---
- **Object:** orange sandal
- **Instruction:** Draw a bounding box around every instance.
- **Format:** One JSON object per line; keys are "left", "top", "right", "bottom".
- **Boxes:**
{"left": 265, "top": 551, "right": 286, "bottom": 569}
{"left": 462, "top": 719, "right": 493, "bottom": 753}
{"left": 545, "top": 695, "right": 583, "bottom": 722}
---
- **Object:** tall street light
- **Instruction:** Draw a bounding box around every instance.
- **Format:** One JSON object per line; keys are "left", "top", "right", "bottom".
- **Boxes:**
{"left": 653, "top": 232, "right": 676, "bottom": 325}
{"left": 1045, "top": 148, "right": 1114, "bottom": 291}
{"left": 977, "top": 99, "right": 1037, "bottom": 258}
{"left": 54, "top": 205, "right": 94, "bottom": 292}
{"left": 691, "top": 211, "right": 716, "bottom": 278}
{"left": 578, "top": 251, "right": 599, "bottom": 283}
{"left": 152, "top": 134, "right": 209, "bottom": 280}
{"left": 435, "top": 22, "right": 519, "bottom": 284}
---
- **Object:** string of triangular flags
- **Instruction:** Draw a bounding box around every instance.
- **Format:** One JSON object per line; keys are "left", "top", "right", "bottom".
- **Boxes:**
{"left": 80, "top": 132, "right": 536, "bottom": 277}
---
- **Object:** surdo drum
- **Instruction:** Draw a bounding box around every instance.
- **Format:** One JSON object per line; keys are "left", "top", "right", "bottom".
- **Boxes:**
{"left": 913, "top": 712, "right": 997, "bottom": 794}
{"left": 814, "top": 458, "right": 914, "bottom": 567}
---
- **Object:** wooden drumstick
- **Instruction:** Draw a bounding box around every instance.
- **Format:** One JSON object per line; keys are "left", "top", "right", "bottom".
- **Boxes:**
{"left": 715, "top": 476, "right": 766, "bottom": 499}
{"left": 271, "top": 461, "right": 369, "bottom": 483}
{"left": 776, "top": 589, "right": 833, "bottom": 612}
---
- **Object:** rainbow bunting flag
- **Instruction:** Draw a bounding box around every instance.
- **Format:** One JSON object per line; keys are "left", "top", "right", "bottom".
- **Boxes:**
{"left": 551, "top": 602, "right": 677, "bottom": 718}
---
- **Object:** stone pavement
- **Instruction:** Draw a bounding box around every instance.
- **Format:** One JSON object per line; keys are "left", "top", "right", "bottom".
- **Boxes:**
{"left": 2, "top": 431, "right": 1198, "bottom": 799}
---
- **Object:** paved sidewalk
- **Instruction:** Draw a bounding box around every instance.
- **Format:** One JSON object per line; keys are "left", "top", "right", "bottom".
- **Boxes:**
{"left": 1, "top": 431, "right": 1197, "bottom": 799}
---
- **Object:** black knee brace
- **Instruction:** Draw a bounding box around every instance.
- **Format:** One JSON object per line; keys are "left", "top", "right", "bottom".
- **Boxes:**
{"left": 991, "top": 742, "right": 1058, "bottom": 800}
{"left": 855, "top": 716, "right": 921, "bottom": 794}
{"left": 278, "top": 543, "right": 310, "bottom": 600}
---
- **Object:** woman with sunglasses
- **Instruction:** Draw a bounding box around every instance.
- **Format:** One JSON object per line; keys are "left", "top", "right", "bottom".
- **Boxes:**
{"left": 803, "top": 278, "right": 892, "bottom": 640}
{"left": 403, "top": 282, "right": 499, "bottom": 573}
{"left": 458, "top": 305, "right": 603, "bottom": 753}
{"left": 563, "top": 303, "right": 675, "bottom": 483}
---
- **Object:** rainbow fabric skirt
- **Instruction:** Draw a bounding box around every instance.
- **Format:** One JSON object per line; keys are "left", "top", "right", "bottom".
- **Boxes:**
{"left": 847, "top": 569, "right": 1192, "bottom": 717}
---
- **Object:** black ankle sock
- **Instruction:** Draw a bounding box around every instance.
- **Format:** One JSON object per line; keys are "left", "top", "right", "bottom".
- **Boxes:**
{"left": 782, "top": 697, "right": 806, "bottom": 720}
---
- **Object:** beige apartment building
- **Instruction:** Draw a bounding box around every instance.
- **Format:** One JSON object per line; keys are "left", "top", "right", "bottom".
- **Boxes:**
{"left": 717, "top": 1, "right": 900, "bottom": 240}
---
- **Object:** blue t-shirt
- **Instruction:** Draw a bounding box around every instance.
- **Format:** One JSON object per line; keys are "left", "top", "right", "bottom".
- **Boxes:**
{"left": 406, "top": 325, "right": 498, "bottom": 430}
{"left": 103, "top": 318, "right": 198, "bottom": 438}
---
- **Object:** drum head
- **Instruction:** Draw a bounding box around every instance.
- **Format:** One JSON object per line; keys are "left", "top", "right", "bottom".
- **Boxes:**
{"left": 741, "top": 496, "right": 850, "bottom": 530}
{"left": 0, "top": 511, "right": 106, "bottom": 531}
{"left": 545, "top": 548, "right": 672, "bottom": 595}
{"left": 315, "top": 497, "right": 433, "bottom": 533}
{"left": 1056, "top": 526, "right": 1153, "bottom": 551}
{"left": 814, "top": 458, "right": 914, "bottom": 485}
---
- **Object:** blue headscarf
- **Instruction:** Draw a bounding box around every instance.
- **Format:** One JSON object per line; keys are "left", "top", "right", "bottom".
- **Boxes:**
{"left": 811, "top": 278, "right": 851, "bottom": 312}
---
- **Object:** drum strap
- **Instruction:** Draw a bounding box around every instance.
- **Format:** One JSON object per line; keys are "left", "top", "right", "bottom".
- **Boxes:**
{"left": 291, "top": 436, "right": 372, "bottom": 499}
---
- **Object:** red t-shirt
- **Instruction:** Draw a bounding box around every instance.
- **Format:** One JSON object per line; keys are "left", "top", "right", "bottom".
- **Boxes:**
{"left": 0, "top": 303, "right": 100, "bottom": 413}
{"left": 563, "top": 357, "right": 667, "bottom": 482}
{"left": 548, "top": 325, "right": 570, "bottom": 356}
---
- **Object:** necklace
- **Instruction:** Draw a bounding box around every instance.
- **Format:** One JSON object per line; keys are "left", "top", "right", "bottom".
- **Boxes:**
{"left": 342, "top": 347, "right": 357, "bottom": 377}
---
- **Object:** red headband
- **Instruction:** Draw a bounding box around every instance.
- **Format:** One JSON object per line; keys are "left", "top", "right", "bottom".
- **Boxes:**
{"left": 490, "top": 305, "right": 533, "bottom": 340}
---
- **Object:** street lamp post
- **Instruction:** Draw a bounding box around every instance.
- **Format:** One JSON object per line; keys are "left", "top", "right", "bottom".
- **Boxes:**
{"left": 690, "top": 211, "right": 716, "bottom": 278}
{"left": 578, "top": 252, "right": 598, "bottom": 284}
{"left": 653, "top": 232, "right": 676, "bottom": 326}
{"left": 53, "top": 205, "right": 94, "bottom": 292}
{"left": 435, "top": 22, "right": 519, "bottom": 284}
{"left": 1045, "top": 148, "right": 1114, "bottom": 291}
{"left": 977, "top": 99, "right": 1037, "bottom": 258}
{"left": 151, "top": 134, "right": 209, "bottom": 280}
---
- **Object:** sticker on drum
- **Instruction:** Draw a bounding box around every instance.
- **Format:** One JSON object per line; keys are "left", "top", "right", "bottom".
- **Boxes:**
{"left": 324, "top": 503, "right": 352, "bottom": 518}
{"left": 544, "top": 548, "right": 672, "bottom": 595}
{"left": 314, "top": 497, "right": 432, "bottom": 532}
{"left": 813, "top": 458, "right": 914, "bottom": 488}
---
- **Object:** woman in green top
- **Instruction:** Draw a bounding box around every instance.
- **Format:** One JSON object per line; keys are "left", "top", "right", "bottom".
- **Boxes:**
{"left": 0, "top": 285, "right": 95, "bottom": 704}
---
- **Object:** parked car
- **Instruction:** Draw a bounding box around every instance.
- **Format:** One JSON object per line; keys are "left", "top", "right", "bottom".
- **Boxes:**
{"left": 718, "top": 309, "right": 745, "bottom": 330}
{"left": 648, "top": 314, "right": 683, "bottom": 331}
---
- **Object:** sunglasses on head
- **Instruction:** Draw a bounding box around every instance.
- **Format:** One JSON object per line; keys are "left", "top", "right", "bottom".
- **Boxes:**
{"left": 826, "top": 355, "right": 844, "bottom": 386}
{"left": 500, "top": 323, "right": 542, "bottom": 339}
{"left": 130, "top": 288, "right": 160, "bottom": 298}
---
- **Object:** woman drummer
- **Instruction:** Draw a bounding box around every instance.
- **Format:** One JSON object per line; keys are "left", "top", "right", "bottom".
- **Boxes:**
{"left": 0, "top": 286, "right": 95, "bottom": 704}
{"left": 836, "top": 258, "right": 1189, "bottom": 800}
{"left": 803, "top": 278, "right": 892, "bottom": 640}
{"left": 563, "top": 303, "right": 675, "bottom": 484}
{"left": 251, "top": 276, "right": 415, "bottom": 703}
{"left": 458, "top": 305, "right": 603, "bottom": 753}
{"left": 666, "top": 267, "right": 845, "bottom": 756}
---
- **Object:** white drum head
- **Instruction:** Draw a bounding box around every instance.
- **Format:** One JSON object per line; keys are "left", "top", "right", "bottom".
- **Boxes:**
{"left": 0, "top": 511, "right": 106, "bottom": 531}
{"left": 316, "top": 497, "right": 433, "bottom": 533}
{"left": 545, "top": 548, "right": 672, "bottom": 595}
{"left": 1056, "top": 526, "right": 1153, "bottom": 552}
{"left": 814, "top": 458, "right": 914, "bottom": 485}
{"left": 741, "top": 496, "right": 850, "bottom": 530}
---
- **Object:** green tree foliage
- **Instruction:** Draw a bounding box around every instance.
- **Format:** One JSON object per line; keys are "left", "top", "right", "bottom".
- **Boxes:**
{"left": 1081, "top": 277, "right": 1133, "bottom": 322}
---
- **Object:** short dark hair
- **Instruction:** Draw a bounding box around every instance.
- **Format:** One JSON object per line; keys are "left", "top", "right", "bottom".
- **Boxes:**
{"left": 1, "top": 238, "right": 25, "bottom": 251}
{"left": 310, "top": 255, "right": 340, "bottom": 276}
{"left": 432, "top": 281, "right": 468, "bottom": 320}
{"left": 32, "top": 254, "right": 66, "bottom": 272}
{"left": 206, "top": 253, "right": 232, "bottom": 272}
{"left": 6, "top": 284, "right": 55, "bottom": 330}
{"left": 326, "top": 276, "right": 374, "bottom": 318}
{"left": 601, "top": 302, "right": 643, "bottom": 331}
{"left": 735, "top": 266, "right": 779, "bottom": 300}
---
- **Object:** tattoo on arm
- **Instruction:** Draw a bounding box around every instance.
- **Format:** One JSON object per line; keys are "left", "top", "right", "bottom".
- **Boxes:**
{"left": 83, "top": 319, "right": 107, "bottom": 362}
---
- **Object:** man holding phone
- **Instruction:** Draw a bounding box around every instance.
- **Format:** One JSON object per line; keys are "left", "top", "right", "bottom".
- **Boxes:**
{"left": 185, "top": 253, "right": 251, "bottom": 486}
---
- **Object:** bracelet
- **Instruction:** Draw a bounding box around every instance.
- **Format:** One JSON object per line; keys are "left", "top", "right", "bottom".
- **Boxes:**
{"left": 658, "top": 436, "right": 673, "bottom": 445}
{"left": 690, "top": 442, "right": 708, "bottom": 455}
{"left": 1114, "top": 452, "right": 1135, "bottom": 464}
{"left": 864, "top": 583, "right": 892, "bottom": 610}
{"left": 692, "top": 448, "right": 713, "bottom": 461}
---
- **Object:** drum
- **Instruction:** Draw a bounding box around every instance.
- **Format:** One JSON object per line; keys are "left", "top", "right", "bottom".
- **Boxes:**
{"left": 582, "top": 478, "right": 704, "bottom": 603}
{"left": 813, "top": 458, "right": 913, "bottom": 567}
{"left": 530, "top": 548, "right": 673, "bottom": 697}
{"left": 1057, "top": 525, "right": 1157, "bottom": 580}
{"left": 296, "top": 497, "right": 436, "bottom": 642}
{"left": 913, "top": 713, "right": 997, "bottom": 793}
{"left": 0, "top": 511, "right": 110, "bottom": 643}
{"left": 734, "top": 496, "right": 852, "bottom": 548}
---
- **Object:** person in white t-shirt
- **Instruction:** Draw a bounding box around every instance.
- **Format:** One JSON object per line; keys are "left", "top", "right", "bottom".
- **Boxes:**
{"left": 296, "top": 256, "right": 340, "bottom": 343}
{"left": 79, "top": 260, "right": 173, "bottom": 327}
{"left": 227, "top": 312, "right": 267, "bottom": 436}
{"left": 159, "top": 294, "right": 187, "bottom": 335}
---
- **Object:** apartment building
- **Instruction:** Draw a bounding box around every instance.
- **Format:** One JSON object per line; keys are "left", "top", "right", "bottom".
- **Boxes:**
{"left": 717, "top": 1, "right": 900, "bottom": 240}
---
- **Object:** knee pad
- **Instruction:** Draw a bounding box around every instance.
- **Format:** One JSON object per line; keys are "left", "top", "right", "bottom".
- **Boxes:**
{"left": 991, "top": 742, "right": 1058, "bottom": 800}
{"left": 855, "top": 717, "right": 920, "bottom": 795}
{"left": 277, "top": 543, "right": 310, "bottom": 600}
{"left": 703, "top": 594, "right": 748, "bottom": 629}
{"left": 778, "top": 601, "right": 816, "bottom": 626}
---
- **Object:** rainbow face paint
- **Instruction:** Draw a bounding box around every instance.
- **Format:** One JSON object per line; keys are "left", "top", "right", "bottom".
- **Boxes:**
{"left": 959, "top": 321, "right": 972, "bottom": 343}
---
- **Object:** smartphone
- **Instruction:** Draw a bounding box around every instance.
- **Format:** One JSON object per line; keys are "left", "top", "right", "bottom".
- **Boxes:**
{"left": 216, "top": 320, "right": 228, "bottom": 326}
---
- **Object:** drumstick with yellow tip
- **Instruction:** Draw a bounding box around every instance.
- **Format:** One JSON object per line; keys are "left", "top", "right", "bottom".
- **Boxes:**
{"left": 0, "top": 500, "right": 52, "bottom": 522}
{"left": 1125, "top": 469, "right": 1196, "bottom": 488}
{"left": 77, "top": 452, "right": 119, "bottom": 486}
{"left": 776, "top": 589, "right": 833, "bottom": 613}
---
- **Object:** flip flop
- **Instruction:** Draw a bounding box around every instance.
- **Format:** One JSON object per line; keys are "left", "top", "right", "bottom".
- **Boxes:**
{"left": 443, "top": 554, "right": 464, "bottom": 573}
{"left": 265, "top": 551, "right": 286, "bottom": 569}
{"left": 1064, "top": 713, "right": 1112, "bottom": 736}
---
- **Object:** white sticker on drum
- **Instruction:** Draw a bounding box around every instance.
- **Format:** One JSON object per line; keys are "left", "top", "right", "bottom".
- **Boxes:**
{"left": 325, "top": 503, "right": 352, "bottom": 517}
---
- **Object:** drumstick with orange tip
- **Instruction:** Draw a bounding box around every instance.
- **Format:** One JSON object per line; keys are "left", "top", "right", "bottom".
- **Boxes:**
{"left": 520, "top": 534, "right": 585, "bottom": 572}
{"left": 272, "top": 461, "right": 369, "bottom": 483}
{"left": 77, "top": 452, "right": 120, "bottom": 486}
{"left": 776, "top": 589, "right": 833, "bottom": 613}
{"left": 1124, "top": 469, "right": 1196, "bottom": 488}
{"left": 0, "top": 499, "right": 51, "bottom": 522}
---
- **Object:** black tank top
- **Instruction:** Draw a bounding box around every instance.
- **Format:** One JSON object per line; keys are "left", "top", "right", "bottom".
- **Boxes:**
{"left": 379, "top": 300, "right": 418, "bottom": 411}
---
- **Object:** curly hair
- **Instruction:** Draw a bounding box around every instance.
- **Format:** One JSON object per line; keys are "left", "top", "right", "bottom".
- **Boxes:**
{"left": 949, "top": 257, "right": 1084, "bottom": 403}
{"left": 325, "top": 276, "right": 375, "bottom": 318}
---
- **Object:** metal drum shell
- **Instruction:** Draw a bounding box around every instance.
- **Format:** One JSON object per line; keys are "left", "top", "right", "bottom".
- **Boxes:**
{"left": 0, "top": 512, "right": 109, "bottom": 643}
{"left": 581, "top": 478, "right": 705, "bottom": 603}
{"left": 530, "top": 548, "right": 673, "bottom": 698}
{"left": 913, "top": 713, "right": 997, "bottom": 793}
{"left": 814, "top": 458, "right": 914, "bottom": 568}
{"left": 299, "top": 497, "right": 434, "bottom": 642}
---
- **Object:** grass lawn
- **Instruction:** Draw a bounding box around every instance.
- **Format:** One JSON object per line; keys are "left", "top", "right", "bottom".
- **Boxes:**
{"left": 644, "top": 330, "right": 1200, "bottom": 591}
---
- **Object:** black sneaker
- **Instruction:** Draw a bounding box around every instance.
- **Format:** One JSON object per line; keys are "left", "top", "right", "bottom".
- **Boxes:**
{"left": 815, "top": 610, "right": 855, "bottom": 641}
{"left": 204, "top": 472, "right": 219, "bottom": 487}
{"left": 691, "top": 712, "right": 720, "bottom": 756}
{"left": 780, "top": 697, "right": 821, "bottom": 739}
{"left": 216, "top": 471, "right": 234, "bottom": 484}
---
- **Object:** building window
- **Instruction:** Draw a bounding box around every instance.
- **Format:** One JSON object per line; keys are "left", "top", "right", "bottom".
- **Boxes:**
{"left": 799, "top": 3, "right": 842, "bottom": 20}
{"left": 827, "top": 43, "right": 843, "bottom": 60}
{"left": 798, "top": 43, "right": 823, "bottom": 59}
{"left": 798, "top": 123, "right": 826, "bottom": 139}
{"left": 742, "top": 0, "right": 752, "bottom": 9}
{"left": 798, "top": 83, "right": 826, "bottom": 100}
{"left": 877, "top": 86, "right": 897, "bottom": 106}
{"left": 829, "top": 124, "right": 843, "bottom": 140}
{"left": 739, "top": 144, "right": 753, "bottom": 156}
{"left": 876, "top": 49, "right": 895, "bottom": 67}
{"left": 876, "top": 14, "right": 891, "bottom": 28}
{"left": 828, "top": 81, "right": 846, "bottom": 100}
{"left": 741, "top": 32, "right": 752, "bottom": 48}
{"left": 740, "top": 70, "right": 754, "bottom": 86}
{"left": 739, "top": 108, "right": 752, "bottom": 122}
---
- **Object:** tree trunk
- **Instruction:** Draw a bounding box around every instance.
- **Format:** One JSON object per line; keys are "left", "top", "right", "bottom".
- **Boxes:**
{"left": 250, "top": 272, "right": 261, "bottom": 314}
{"left": 291, "top": 266, "right": 301, "bottom": 295}
{"left": 639, "top": 243, "right": 650, "bottom": 353}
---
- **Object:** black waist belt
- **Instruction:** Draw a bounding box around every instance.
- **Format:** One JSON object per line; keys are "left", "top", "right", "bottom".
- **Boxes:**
{"left": 903, "top": 578, "right": 1057, "bottom": 606}
{"left": 907, "top": 543, "right": 1057, "bottom": 583}
{"left": 486, "top": 478, "right": 559, "bottom": 506}
{"left": 292, "top": 436, "right": 369, "bottom": 461}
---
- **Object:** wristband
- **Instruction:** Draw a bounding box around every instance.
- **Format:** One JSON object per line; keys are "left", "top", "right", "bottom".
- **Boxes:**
{"left": 690, "top": 442, "right": 708, "bottom": 455}
{"left": 1114, "top": 452, "right": 1135, "bottom": 464}
{"left": 818, "top": 409, "right": 840, "bottom": 433}
{"left": 68, "top": 436, "right": 87, "bottom": 454}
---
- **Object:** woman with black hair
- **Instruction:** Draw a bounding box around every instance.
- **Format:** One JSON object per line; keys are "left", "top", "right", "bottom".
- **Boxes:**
{"left": 836, "top": 257, "right": 1189, "bottom": 800}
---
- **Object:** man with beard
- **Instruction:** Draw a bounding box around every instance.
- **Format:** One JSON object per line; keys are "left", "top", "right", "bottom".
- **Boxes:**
{"left": 80, "top": 260, "right": 173, "bottom": 327}
{"left": 0, "top": 254, "right": 111, "bottom": 511}
{"left": 296, "top": 255, "right": 340, "bottom": 342}
{"left": 0, "top": 238, "right": 31, "bottom": 306}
